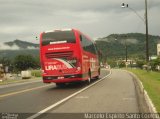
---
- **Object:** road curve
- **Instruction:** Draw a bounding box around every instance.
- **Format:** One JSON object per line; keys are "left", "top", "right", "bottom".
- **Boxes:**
{"left": 0, "top": 69, "right": 109, "bottom": 118}
{"left": 34, "top": 69, "right": 140, "bottom": 119}
{"left": 0, "top": 69, "right": 142, "bottom": 119}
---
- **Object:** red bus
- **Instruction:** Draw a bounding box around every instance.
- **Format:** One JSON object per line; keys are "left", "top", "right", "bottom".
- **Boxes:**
{"left": 40, "top": 29, "right": 100, "bottom": 86}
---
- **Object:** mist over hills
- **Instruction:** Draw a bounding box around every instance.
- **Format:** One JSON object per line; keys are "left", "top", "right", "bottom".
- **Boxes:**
{"left": 2, "top": 39, "right": 39, "bottom": 50}
{"left": 0, "top": 33, "right": 160, "bottom": 60}
{"left": 96, "top": 33, "right": 160, "bottom": 59}
{"left": 0, "top": 40, "right": 39, "bottom": 59}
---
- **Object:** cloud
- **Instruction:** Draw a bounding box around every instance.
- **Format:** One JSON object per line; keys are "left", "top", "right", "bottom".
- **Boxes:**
{"left": 0, "top": 43, "right": 38, "bottom": 50}
{"left": 0, "top": 0, "right": 160, "bottom": 43}
{"left": 0, "top": 43, "right": 20, "bottom": 50}
{"left": 126, "top": 39, "right": 138, "bottom": 44}
{"left": 27, "top": 46, "right": 39, "bottom": 50}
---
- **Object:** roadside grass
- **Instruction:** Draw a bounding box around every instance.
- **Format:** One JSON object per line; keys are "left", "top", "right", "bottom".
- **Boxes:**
{"left": 0, "top": 78, "right": 28, "bottom": 85}
{"left": 127, "top": 68, "right": 160, "bottom": 112}
{"left": 0, "top": 77, "right": 41, "bottom": 85}
{"left": 31, "top": 70, "right": 42, "bottom": 77}
{"left": 0, "top": 70, "right": 42, "bottom": 86}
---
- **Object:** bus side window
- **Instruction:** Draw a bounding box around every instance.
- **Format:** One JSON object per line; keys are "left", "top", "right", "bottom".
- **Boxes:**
{"left": 80, "top": 35, "right": 82, "bottom": 42}
{"left": 80, "top": 35, "right": 86, "bottom": 50}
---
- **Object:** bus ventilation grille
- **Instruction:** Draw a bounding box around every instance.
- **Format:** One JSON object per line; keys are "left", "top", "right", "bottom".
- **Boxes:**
{"left": 45, "top": 51, "right": 73, "bottom": 59}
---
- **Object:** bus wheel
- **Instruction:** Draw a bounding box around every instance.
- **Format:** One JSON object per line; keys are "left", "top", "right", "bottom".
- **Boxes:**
{"left": 96, "top": 68, "right": 100, "bottom": 79}
{"left": 86, "top": 70, "right": 91, "bottom": 85}
{"left": 56, "top": 83, "right": 66, "bottom": 87}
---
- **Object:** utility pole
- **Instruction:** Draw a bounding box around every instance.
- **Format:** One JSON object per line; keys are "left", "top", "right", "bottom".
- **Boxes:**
{"left": 145, "top": 0, "right": 149, "bottom": 62}
{"left": 121, "top": 0, "right": 149, "bottom": 62}
{"left": 125, "top": 39, "right": 128, "bottom": 62}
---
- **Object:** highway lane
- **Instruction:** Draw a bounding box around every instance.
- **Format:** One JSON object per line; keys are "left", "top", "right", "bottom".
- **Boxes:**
{"left": 0, "top": 80, "right": 44, "bottom": 96}
{"left": 0, "top": 69, "right": 109, "bottom": 116}
{"left": 36, "top": 69, "right": 140, "bottom": 119}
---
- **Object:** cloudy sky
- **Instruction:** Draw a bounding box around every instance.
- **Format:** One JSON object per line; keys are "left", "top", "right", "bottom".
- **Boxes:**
{"left": 0, "top": 0, "right": 160, "bottom": 43}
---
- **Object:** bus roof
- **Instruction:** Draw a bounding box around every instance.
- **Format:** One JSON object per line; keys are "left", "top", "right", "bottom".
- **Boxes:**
{"left": 44, "top": 29, "right": 73, "bottom": 33}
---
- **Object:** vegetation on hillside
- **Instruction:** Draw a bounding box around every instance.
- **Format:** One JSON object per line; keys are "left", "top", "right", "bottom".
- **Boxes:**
{"left": 5, "top": 39, "right": 39, "bottom": 49}
{"left": 96, "top": 33, "right": 160, "bottom": 60}
{"left": 0, "top": 33, "right": 159, "bottom": 72}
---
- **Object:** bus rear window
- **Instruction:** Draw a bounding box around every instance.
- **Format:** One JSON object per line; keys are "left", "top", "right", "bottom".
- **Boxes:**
{"left": 42, "top": 31, "right": 76, "bottom": 46}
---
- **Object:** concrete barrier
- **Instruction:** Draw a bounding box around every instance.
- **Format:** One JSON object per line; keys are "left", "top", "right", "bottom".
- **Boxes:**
{"left": 122, "top": 70, "right": 160, "bottom": 119}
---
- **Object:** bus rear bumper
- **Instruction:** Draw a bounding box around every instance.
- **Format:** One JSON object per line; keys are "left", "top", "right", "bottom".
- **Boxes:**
{"left": 42, "top": 74, "right": 88, "bottom": 83}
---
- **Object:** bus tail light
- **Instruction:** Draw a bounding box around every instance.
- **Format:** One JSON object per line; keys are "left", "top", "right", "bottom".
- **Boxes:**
{"left": 77, "top": 67, "right": 81, "bottom": 71}
{"left": 76, "top": 59, "right": 82, "bottom": 72}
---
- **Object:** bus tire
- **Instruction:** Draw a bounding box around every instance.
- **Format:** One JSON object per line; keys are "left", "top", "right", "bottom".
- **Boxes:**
{"left": 96, "top": 68, "right": 100, "bottom": 79}
{"left": 86, "top": 70, "right": 91, "bottom": 85}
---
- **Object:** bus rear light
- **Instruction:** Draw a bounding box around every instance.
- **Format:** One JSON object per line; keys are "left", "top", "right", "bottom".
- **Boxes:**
{"left": 75, "top": 67, "right": 81, "bottom": 73}
{"left": 77, "top": 67, "right": 81, "bottom": 71}
{"left": 75, "top": 58, "right": 82, "bottom": 72}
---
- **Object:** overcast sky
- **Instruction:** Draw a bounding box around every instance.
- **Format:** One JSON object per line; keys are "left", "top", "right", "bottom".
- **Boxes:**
{"left": 0, "top": 0, "right": 160, "bottom": 43}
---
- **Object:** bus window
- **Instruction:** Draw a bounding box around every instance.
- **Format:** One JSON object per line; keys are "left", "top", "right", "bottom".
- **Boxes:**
{"left": 42, "top": 31, "right": 76, "bottom": 46}
{"left": 80, "top": 34, "right": 97, "bottom": 54}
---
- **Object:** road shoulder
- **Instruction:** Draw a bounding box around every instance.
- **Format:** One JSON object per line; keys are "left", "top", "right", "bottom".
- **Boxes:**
{"left": 126, "top": 70, "right": 157, "bottom": 113}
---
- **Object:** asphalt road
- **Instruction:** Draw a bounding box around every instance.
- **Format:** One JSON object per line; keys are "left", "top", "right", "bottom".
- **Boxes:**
{"left": 37, "top": 69, "right": 140, "bottom": 119}
{"left": 0, "top": 69, "right": 110, "bottom": 118}
{"left": 0, "top": 69, "right": 142, "bottom": 119}
{"left": 49, "top": 69, "right": 139, "bottom": 113}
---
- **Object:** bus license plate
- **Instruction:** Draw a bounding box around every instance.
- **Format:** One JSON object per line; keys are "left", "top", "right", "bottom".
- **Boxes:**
{"left": 58, "top": 76, "right": 64, "bottom": 79}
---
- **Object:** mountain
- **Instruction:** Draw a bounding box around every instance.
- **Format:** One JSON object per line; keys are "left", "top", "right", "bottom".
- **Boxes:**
{"left": 4, "top": 39, "right": 39, "bottom": 49}
{"left": 95, "top": 33, "right": 160, "bottom": 60}
{"left": 0, "top": 40, "right": 39, "bottom": 59}
{"left": 0, "top": 33, "right": 160, "bottom": 60}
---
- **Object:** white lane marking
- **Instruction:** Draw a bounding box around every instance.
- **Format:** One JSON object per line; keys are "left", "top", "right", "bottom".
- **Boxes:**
{"left": 27, "top": 70, "right": 112, "bottom": 119}
{"left": 123, "top": 97, "right": 136, "bottom": 101}
{"left": 0, "top": 84, "right": 52, "bottom": 98}
{"left": 75, "top": 96, "right": 89, "bottom": 99}
{"left": 0, "top": 79, "right": 41, "bottom": 89}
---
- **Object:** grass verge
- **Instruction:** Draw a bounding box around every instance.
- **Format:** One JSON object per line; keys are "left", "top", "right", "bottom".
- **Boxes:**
{"left": 0, "top": 70, "right": 42, "bottom": 86}
{"left": 127, "top": 68, "right": 160, "bottom": 112}
{"left": 0, "top": 78, "right": 27, "bottom": 85}
{"left": 31, "top": 70, "right": 42, "bottom": 77}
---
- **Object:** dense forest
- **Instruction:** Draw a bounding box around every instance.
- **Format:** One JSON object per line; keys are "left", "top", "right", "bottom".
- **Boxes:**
{"left": 0, "top": 33, "right": 160, "bottom": 70}
{"left": 0, "top": 33, "right": 160, "bottom": 61}
{"left": 96, "top": 33, "right": 160, "bottom": 60}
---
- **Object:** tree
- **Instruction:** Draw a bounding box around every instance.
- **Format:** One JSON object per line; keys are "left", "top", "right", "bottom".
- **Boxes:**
{"left": 0, "top": 57, "right": 12, "bottom": 73}
{"left": 136, "top": 60, "right": 146, "bottom": 69}
{"left": 14, "top": 55, "right": 39, "bottom": 71}
{"left": 0, "top": 57, "right": 11, "bottom": 67}
{"left": 118, "top": 60, "right": 125, "bottom": 68}
{"left": 150, "top": 57, "right": 160, "bottom": 71}
{"left": 107, "top": 59, "right": 117, "bottom": 68}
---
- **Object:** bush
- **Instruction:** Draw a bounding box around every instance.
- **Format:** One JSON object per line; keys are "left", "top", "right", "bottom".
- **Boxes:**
{"left": 136, "top": 60, "right": 146, "bottom": 69}
{"left": 119, "top": 61, "right": 125, "bottom": 68}
{"left": 150, "top": 57, "right": 160, "bottom": 71}
{"left": 14, "top": 55, "right": 40, "bottom": 71}
{"left": 31, "top": 70, "right": 41, "bottom": 77}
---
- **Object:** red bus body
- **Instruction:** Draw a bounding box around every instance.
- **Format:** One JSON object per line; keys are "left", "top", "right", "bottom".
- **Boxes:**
{"left": 40, "top": 29, "right": 100, "bottom": 84}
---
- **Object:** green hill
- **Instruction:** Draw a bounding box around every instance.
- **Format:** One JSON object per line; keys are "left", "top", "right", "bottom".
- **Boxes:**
{"left": 0, "top": 33, "right": 159, "bottom": 60}
{"left": 96, "top": 33, "right": 160, "bottom": 60}
{"left": 0, "top": 40, "right": 39, "bottom": 59}
{"left": 4, "top": 39, "right": 39, "bottom": 49}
